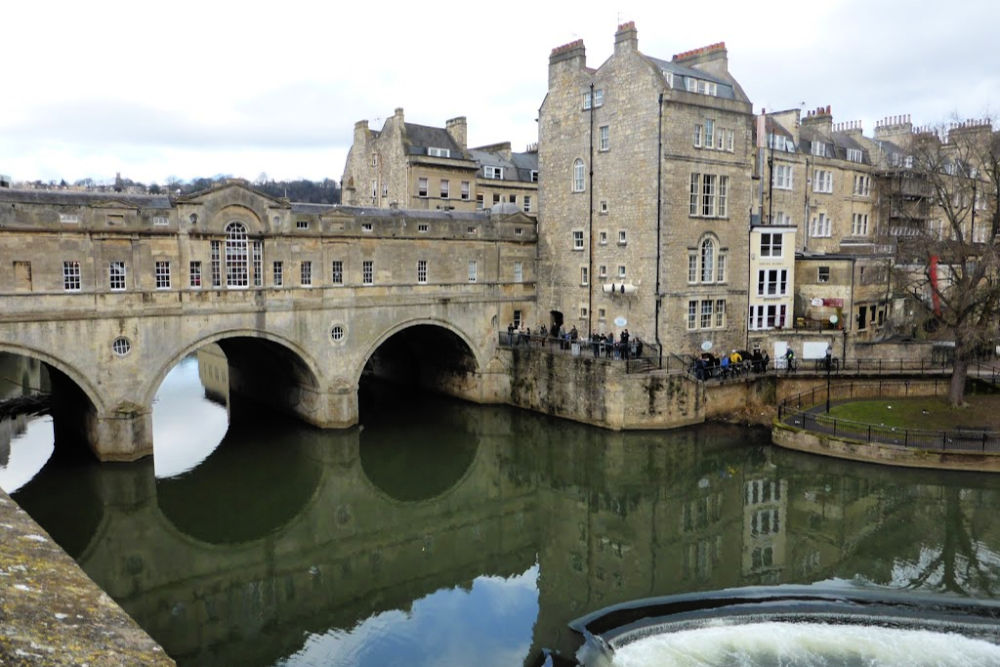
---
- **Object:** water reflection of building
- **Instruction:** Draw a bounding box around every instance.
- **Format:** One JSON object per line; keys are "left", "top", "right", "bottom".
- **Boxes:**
{"left": 196, "top": 344, "right": 229, "bottom": 408}
{"left": 0, "top": 353, "right": 45, "bottom": 466}
{"left": 742, "top": 472, "right": 788, "bottom": 583}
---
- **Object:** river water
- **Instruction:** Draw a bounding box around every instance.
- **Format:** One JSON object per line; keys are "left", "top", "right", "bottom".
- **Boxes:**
{"left": 3, "top": 352, "right": 1000, "bottom": 666}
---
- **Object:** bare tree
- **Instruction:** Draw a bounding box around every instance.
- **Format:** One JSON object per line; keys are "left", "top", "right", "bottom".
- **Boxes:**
{"left": 891, "top": 119, "right": 1000, "bottom": 405}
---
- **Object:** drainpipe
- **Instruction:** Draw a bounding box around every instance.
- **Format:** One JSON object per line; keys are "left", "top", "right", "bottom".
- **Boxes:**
{"left": 588, "top": 83, "right": 595, "bottom": 337}
{"left": 655, "top": 93, "right": 664, "bottom": 367}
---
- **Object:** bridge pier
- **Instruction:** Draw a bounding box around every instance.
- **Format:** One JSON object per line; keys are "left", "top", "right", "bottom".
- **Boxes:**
{"left": 87, "top": 407, "right": 154, "bottom": 463}
{"left": 292, "top": 384, "right": 359, "bottom": 429}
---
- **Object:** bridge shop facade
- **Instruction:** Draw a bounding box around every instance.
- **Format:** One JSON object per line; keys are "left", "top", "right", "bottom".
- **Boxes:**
{"left": 0, "top": 181, "right": 538, "bottom": 461}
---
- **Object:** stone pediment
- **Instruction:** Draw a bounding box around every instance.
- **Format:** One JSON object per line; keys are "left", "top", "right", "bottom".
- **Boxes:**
{"left": 176, "top": 180, "right": 289, "bottom": 209}
{"left": 176, "top": 181, "right": 290, "bottom": 234}
{"left": 91, "top": 199, "right": 141, "bottom": 211}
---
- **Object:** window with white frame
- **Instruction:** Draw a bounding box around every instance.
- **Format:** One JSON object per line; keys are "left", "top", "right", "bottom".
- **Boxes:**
{"left": 63, "top": 261, "right": 81, "bottom": 291}
{"left": 60, "top": 213, "right": 80, "bottom": 224}
{"left": 618, "top": 230, "right": 627, "bottom": 245}
{"left": 851, "top": 213, "right": 869, "bottom": 236}
{"left": 617, "top": 265, "right": 626, "bottom": 279}
{"left": 700, "top": 238, "right": 715, "bottom": 283}
{"left": 846, "top": 148, "right": 863, "bottom": 163}
{"left": 583, "top": 88, "right": 604, "bottom": 109}
{"left": 418, "top": 223, "right": 429, "bottom": 233}
{"left": 580, "top": 266, "right": 588, "bottom": 285}
{"left": 523, "top": 195, "right": 532, "bottom": 213}
{"left": 417, "top": 177, "right": 428, "bottom": 197}
{"left": 461, "top": 181, "right": 470, "bottom": 200}
{"left": 810, "top": 213, "right": 832, "bottom": 237}
{"left": 513, "top": 262, "right": 523, "bottom": 283}
{"left": 599, "top": 125, "right": 609, "bottom": 151}
{"left": 573, "top": 159, "right": 585, "bottom": 192}
{"left": 573, "top": 230, "right": 584, "bottom": 250}
{"left": 225, "top": 222, "right": 249, "bottom": 288}
{"left": 751, "top": 509, "right": 781, "bottom": 536}
{"left": 252, "top": 240, "right": 262, "bottom": 287}
{"left": 715, "top": 299, "right": 726, "bottom": 327}
{"left": 190, "top": 261, "right": 202, "bottom": 288}
{"left": 330, "top": 260, "right": 343, "bottom": 285}
{"left": 813, "top": 170, "right": 833, "bottom": 193}
{"left": 690, "top": 173, "right": 729, "bottom": 217}
{"left": 818, "top": 266, "right": 830, "bottom": 283}
{"left": 773, "top": 211, "right": 792, "bottom": 226}
{"left": 296, "top": 220, "right": 309, "bottom": 230}
{"left": 600, "top": 200, "right": 608, "bottom": 214}
{"left": 688, "top": 253, "right": 698, "bottom": 283}
{"left": 273, "top": 261, "right": 283, "bottom": 287}
{"left": 440, "top": 179, "right": 449, "bottom": 198}
{"left": 687, "top": 300, "right": 697, "bottom": 329}
{"left": 155, "top": 261, "right": 171, "bottom": 289}
{"left": 476, "top": 194, "right": 484, "bottom": 209}
{"left": 853, "top": 174, "right": 871, "bottom": 196}
{"left": 427, "top": 147, "right": 450, "bottom": 158}
{"left": 492, "top": 194, "right": 501, "bottom": 205}
{"left": 700, "top": 300, "right": 713, "bottom": 328}
{"left": 210, "top": 241, "right": 221, "bottom": 287}
{"left": 694, "top": 124, "right": 702, "bottom": 147}
{"left": 468, "top": 260, "right": 478, "bottom": 283}
{"left": 773, "top": 164, "right": 794, "bottom": 190}
{"left": 483, "top": 166, "right": 503, "bottom": 179}
{"left": 531, "top": 170, "right": 538, "bottom": 182}
{"left": 757, "top": 269, "right": 788, "bottom": 296}
{"left": 749, "top": 304, "right": 788, "bottom": 330}
{"left": 300, "top": 261, "right": 312, "bottom": 286}
{"left": 109, "top": 261, "right": 126, "bottom": 291}
{"left": 599, "top": 231, "right": 608, "bottom": 245}
{"left": 598, "top": 265, "right": 607, "bottom": 279}
{"left": 153, "top": 216, "right": 169, "bottom": 226}
{"left": 417, "top": 259, "right": 427, "bottom": 284}
{"left": 811, "top": 141, "right": 827, "bottom": 157}
{"left": 704, "top": 119, "right": 715, "bottom": 148}
{"left": 716, "top": 254, "right": 727, "bottom": 283}
{"left": 362, "top": 260, "right": 373, "bottom": 285}
{"left": 760, "top": 233, "right": 783, "bottom": 257}
{"left": 726, "top": 129, "right": 734, "bottom": 152}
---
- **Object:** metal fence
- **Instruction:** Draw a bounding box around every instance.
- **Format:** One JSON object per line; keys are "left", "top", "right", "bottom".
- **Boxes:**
{"left": 497, "top": 332, "right": 668, "bottom": 373}
{"left": 777, "top": 380, "right": 1000, "bottom": 453}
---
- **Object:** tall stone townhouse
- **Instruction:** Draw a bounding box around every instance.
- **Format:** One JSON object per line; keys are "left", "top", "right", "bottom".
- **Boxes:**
{"left": 341, "top": 108, "right": 538, "bottom": 216}
{"left": 537, "top": 23, "right": 754, "bottom": 357}
{"left": 757, "top": 106, "right": 891, "bottom": 353}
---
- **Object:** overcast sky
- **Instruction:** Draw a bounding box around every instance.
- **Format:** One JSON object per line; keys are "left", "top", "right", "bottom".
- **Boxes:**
{"left": 2, "top": 0, "right": 997, "bottom": 185}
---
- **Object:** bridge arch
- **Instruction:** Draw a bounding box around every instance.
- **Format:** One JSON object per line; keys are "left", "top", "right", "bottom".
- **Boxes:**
{"left": 353, "top": 317, "right": 484, "bottom": 389}
{"left": 0, "top": 342, "right": 104, "bottom": 411}
{"left": 141, "top": 329, "right": 324, "bottom": 410}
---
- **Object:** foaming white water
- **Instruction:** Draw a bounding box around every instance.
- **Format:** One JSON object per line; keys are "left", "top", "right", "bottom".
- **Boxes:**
{"left": 609, "top": 621, "right": 1000, "bottom": 667}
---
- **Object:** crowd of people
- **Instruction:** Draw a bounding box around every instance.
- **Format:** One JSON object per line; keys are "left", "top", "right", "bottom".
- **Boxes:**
{"left": 692, "top": 348, "right": 770, "bottom": 380}
{"left": 504, "top": 323, "right": 643, "bottom": 360}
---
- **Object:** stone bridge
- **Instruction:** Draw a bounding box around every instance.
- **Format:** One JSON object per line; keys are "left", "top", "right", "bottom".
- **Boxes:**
{"left": 0, "top": 182, "right": 538, "bottom": 460}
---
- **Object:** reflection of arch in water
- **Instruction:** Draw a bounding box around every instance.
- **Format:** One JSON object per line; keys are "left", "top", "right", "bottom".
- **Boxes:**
{"left": 155, "top": 412, "right": 328, "bottom": 545}
{"left": 358, "top": 401, "right": 482, "bottom": 503}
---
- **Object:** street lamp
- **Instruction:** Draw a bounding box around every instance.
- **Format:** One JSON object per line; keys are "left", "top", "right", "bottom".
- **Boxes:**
{"left": 825, "top": 345, "right": 833, "bottom": 413}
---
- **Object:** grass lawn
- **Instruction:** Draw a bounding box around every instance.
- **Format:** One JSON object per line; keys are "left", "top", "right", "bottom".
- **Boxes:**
{"left": 827, "top": 395, "right": 1000, "bottom": 431}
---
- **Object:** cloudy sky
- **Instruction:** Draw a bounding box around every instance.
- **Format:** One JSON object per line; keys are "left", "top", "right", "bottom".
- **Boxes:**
{"left": 2, "top": 0, "right": 997, "bottom": 186}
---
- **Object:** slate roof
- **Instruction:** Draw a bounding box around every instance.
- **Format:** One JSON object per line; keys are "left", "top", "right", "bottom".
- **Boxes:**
{"left": 403, "top": 123, "right": 471, "bottom": 160}
{"left": 645, "top": 56, "right": 737, "bottom": 100}
{"left": 0, "top": 189, "right": 172, "bottom": 209}
{"left": 468, "top": 148, "right": 539, "bottom": 183}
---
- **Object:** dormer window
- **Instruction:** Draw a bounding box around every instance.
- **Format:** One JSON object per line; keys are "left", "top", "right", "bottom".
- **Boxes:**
{"left": 686, "top": 78, "right": 717, "bottom": 96}
{"left": 530, "top": 170, "right": 538, "bottom": 182}
{"left": 428, "top": 147, "right": 450, "bottom": 158}
{"left": 484, "top": 166, "right": 504, "bottom": 179}
{"left": 811, "top": 141, "right": 827, "bottom": 157}
{"left": 847, "top": 148, "right": 863, "bottom": 163}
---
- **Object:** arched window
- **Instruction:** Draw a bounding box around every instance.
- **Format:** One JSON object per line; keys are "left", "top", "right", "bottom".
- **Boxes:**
{"left": 573, "top": 159, "right": 585, "bottom": 192}
{"left": 700, "top": 238, "right": 715, "bottom": 283}
{"left": 225, "top": 222, "right": 249, "bottom": 287}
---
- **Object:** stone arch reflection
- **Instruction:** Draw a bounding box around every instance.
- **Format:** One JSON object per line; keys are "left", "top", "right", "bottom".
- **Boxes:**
{"left": 156, "top": 411, "right": 324, "bottom": 545}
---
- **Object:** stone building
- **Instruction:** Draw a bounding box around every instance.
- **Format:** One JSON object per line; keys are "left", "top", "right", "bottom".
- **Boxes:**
{"left": 341, "top": 108, "right": 537, "bottom": 216}
{"left": 537, "top": 23, "right": 754, "bottom": 356}
{"left": 757, "top": 107, "right": 892, "bottom": 352}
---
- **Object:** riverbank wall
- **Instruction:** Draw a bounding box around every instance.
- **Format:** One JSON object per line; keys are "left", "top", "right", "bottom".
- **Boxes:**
{"left": 0, "top": 486, "right": 173, "bottom": 665}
